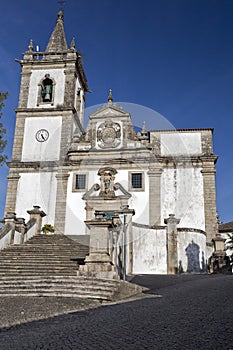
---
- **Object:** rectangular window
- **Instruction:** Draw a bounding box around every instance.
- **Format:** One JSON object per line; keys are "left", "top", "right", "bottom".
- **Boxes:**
{"left": 72, "top": 173, "right": 87, "bottom": 192}
{"left": 129, "top": 172, "right": 144, "bottom": 191}
{"left": 75, "top": 174, "right": 86, "bottom": 189}
{"left": 131, "top": 173, "right": 142, "bottom": 189}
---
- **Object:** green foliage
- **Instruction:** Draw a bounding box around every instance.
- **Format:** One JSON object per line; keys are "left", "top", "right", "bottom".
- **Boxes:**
{"left": 41, "top": 224, "right": 55, "bottom": 234}
{"left": 0, "top": 92, "right": 8, "bottom": 166}
{"left": 226, "top": 233, "right": 233, "bottom": 262}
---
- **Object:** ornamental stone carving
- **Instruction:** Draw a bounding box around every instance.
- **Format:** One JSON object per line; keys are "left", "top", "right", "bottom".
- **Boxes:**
{"left": 97, "top": 121, "right": 121, "bottom": 148}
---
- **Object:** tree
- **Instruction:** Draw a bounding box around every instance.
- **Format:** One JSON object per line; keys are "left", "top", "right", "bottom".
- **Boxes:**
{"left": 0, "top": 92, "right": 8, "bottom": 165}
{"left": 226, "top": 233, "right": 233, "bottom": 263}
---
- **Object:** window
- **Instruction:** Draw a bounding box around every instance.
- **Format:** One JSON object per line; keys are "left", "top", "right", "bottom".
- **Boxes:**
{"left": 131, "top": 173, "right": 142, "bottom": 188}
{"left": 129, "top": 172, "right": 144, "bottom": 191}
{"left": 41, "top": 77, "right": 53, "bottom": 102}
{"left": 72, "top": 173, "right": 87, "bottom": 192}
{"left": 37, "top": 74, "right": 55, "bottom": 106}
{"left": 75, "top": 174, "right": 86, "bottom": 189}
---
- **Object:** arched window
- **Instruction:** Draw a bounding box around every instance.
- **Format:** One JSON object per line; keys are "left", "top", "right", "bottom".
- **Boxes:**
{"left": 37, "top": 74, "right": 55, "bottom": 106}
{"left": 41, "top": 77, "right": 53, "bottom": 102}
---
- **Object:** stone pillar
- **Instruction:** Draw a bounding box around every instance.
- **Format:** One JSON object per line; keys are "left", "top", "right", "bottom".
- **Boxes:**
{"left": 79, "top": 211, "right": 117, "bottom": 279}
{"left": 27, "top": 206, "right": 46, "bottom": 235}
{"left": 2, "top": 212, "right": 17, "bottom": 245}
{"left": 18, "top": 70, "right": 32, "bottom": 108}
{"left": 4, "top": 173, "right": 20, "bottom": 215}
{"left": 15, "top": 218, "right": 27, "bottom": 244}
{"left": 148, "top": 165, "right": 163, "bottom": 225}
{"left": 164, "top": 214, "right": 180, "bottom": 274}
{"left": 201, "top": 157, "right": 218, "bottom": 243}
{"left": 54, "top": 172, "right": 70, "bottom": 234}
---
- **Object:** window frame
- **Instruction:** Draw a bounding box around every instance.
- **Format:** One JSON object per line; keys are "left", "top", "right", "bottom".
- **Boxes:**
{"left": 37, "top": 74, "right": 56, "bottom": 106}
{"left": 72, "top": 173, "right": 88, "bottom": 192}
{"left": 128, "top": 171, "right": 145, "bottom": 191}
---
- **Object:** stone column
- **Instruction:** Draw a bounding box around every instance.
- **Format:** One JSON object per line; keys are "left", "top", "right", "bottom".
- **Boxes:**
{"left": 79, "top": 211, "right": 117, "bottom": 279}
{"left": 54, "top": 172, "right": 70, "bottom": 234}
{"left": 148, "top": 165, "right": 163, "bottom": 225}
{"left": 27, "top": 206, "right": 46, "bottom": 235}
{"left": 4, "top": 173, "right": 20, "bottom": 215}
{"left": 164, "top": 214, "right": 180, "bottom": 274}
{"left": 201, "top": 156, "right": 218, "bottom": 243}
{"left": 18, "top": 70, "right": 32, "bottom": 108}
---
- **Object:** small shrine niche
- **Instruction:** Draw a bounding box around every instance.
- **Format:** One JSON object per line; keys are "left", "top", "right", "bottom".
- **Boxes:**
{"left": 98, "top": 167, "right": 117, "bottom": 198}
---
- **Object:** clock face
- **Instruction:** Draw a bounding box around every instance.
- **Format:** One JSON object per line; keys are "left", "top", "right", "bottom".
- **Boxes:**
{"left": 35, "top": 129, "right": 49, "bottom": 142}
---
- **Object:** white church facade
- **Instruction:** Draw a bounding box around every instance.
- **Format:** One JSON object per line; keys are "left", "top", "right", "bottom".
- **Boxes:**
{"left": 3, "top": 11, "right": 219, "bottom": 275}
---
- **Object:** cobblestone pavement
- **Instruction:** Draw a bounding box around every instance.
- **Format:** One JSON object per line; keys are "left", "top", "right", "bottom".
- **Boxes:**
{"left": 0, "top": 274, "right": 232, "bottom": 350}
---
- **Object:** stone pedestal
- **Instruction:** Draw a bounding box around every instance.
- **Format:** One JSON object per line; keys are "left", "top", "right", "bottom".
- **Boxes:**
{"left": 78, "top": 212, "right": 118, "bottom": 279}
{"left": 208, "top": 235, "right": 231, "bottom": 274}
{"left": 27, "top": 206, "right": 46, "bottom": 235}
{"left": 164, "top": 214, "right": 180, "bottom": 274}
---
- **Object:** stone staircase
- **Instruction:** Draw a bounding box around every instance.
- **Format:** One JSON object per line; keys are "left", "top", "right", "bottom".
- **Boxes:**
{"left": 0, "top": 234, "right": 142, "bottom": 300}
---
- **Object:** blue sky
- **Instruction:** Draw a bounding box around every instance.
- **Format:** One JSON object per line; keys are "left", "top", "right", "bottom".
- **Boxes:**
{"left": 0, "top": 0, "right": 232, "bottom": 223}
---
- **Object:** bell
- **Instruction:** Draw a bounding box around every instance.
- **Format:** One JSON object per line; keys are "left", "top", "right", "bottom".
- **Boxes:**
{"left": 44, "top": 93, "right": 51, "bottom": 101}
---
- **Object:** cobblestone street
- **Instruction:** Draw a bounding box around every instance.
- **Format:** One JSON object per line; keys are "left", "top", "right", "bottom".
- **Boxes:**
{"left": 0, "top": 274, "right": 232, "bottom": 350}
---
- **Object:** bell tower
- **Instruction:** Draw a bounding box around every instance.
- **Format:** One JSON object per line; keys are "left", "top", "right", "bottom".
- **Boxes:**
{"left": 5, "top": 11, "right": 89, "bottom": 226}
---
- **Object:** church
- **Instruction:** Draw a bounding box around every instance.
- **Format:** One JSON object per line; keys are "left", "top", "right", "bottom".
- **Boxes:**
{"left": 2, "top": 11, "right": 219, "bottom": 276}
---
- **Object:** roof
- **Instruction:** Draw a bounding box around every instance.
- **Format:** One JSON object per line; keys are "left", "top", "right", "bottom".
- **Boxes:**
{"left": 45, "top": 10, "right": 68, "bottom": 52}
{"left": 150, "top": 128, "right": 214, "bottom": 133}
{"left": 219, "top": 221, "right": 233, "bottom": 232}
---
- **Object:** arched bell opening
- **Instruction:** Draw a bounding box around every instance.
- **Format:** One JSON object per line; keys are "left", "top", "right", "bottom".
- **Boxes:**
{"left": 37, "top": 74, "right": 56, "bottom": 106}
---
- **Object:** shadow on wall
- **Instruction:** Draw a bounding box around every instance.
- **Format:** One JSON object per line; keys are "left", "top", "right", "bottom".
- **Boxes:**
{"left": 179, "top": 240, "right": 206, "bottom": 273}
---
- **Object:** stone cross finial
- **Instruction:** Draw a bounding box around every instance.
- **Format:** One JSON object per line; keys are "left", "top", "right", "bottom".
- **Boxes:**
{"left": 57, "top": 10, "right": 64, "bottom": 21}
{"left": 108, "top": 89, "right": 113, "bottom": 103}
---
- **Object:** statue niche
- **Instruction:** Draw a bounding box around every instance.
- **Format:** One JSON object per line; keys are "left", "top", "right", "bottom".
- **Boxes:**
{"left": 98, "top": 167, "right": 117, "bottom": 198}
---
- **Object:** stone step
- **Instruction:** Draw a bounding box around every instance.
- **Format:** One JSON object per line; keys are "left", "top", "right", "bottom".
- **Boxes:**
{"left": 0, "top": 282, "right": 116, "bottom": 292}
{"left": 0, "top": 269, "right": 78, "bottom": 274}
{"left": 0, "top": 282, "right": 117, "bottom": 292}
{"left": 0, "top": 275, "right": 121, "bottom": 300}
{"left": 0, "top": 276, "right": 120, "bottom": 286}
{"left": 3, "top": 246, "right": 87, "bottom": 252}
{"left": 0, "top": 234, "right": 136, "bottom": 300}
{"left": 0, "top": 258, "right": 81, "bottom": 268}
{"left": 0, "top": 291, "right": 111, "bottom": 299}
{"left": 0, "top": 263, "right": 79, "bottom": 268}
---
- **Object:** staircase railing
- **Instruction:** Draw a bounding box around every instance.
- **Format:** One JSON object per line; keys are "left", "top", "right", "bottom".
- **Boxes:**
{"left": 0, "top": 206, "right": 46, "bottom": 250}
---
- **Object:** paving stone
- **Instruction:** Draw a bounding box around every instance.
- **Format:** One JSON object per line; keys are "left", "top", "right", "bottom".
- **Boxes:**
{"left": 0, "top": 275, "right": 232, "bottom": 349}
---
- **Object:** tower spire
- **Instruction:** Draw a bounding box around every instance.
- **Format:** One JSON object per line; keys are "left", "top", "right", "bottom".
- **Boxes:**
{"left": 45, "top": 10, "right": 68, "bottom": 52}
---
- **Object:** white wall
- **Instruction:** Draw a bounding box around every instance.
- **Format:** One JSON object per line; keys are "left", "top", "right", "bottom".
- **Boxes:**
{"left": 64, "top": 171, "right": 87, "bottom": 235}
{"left": 161, "top": 133, "right": 202, "bottom": 156}
{"left": 15, "top": 172, "right": 57, "bottom": 224}
{"left": 115, "top": 169, "right": 149, "bottom": 224}
{"left": 22, "top": 117, "right": 62, "bottom": 161}
{"left": 65, "top": 168, "right": 150, "bottom": 234}
{"left": 28, "top": 69, "right": 65, "bottom": 108}
{"left": 132, "top": 226, "right": 167, "bottom": 274}
{"left": 161, "top": 166, "right": 205, "bottom": 230}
